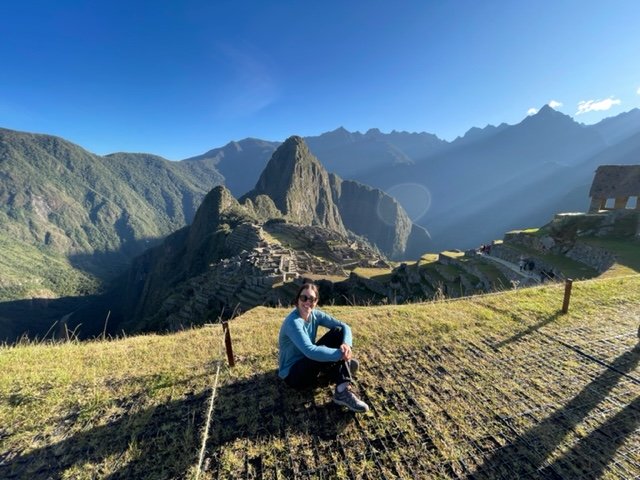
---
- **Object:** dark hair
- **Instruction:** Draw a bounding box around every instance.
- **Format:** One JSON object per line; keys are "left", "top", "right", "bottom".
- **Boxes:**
{"left": 293, "top": 282, "right": 319, "bottom": 305}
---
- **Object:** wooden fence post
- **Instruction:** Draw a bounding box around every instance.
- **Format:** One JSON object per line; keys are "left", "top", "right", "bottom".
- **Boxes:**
{"left": 562, "top": 279, "right": 573, "bottom": 314}
{"left": 222, "top": 321, "right": 235, "bottom": 367}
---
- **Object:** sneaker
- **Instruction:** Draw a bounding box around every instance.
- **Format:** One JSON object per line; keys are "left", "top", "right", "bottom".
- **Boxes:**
{"left": 333, "top": 385, "right": 369, "bottom": 413}
{"left": 347, "top": 358, "right": 359, "bottom": 379}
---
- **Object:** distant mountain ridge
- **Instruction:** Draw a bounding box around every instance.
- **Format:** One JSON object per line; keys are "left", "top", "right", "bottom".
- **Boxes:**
{"left": 189, "top": 107, "right": 640, "bottom": 252}
{"left": 2, "top": 106, "right": 640, "bottom": 301}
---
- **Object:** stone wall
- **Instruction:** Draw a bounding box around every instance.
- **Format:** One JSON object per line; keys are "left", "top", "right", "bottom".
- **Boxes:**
{"left": 565, "top": 242, "right": 616, "bottom": 273}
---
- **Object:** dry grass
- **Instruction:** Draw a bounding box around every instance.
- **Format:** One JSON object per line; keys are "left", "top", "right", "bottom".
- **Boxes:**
{"left": 351, "top": 267, "right": 393, "bottom": 282}
{"left": 1, "top": 275, "right": 639, "bottom": 479}
{"left": 0, "top": 328, "right": 224, "bottom": 479}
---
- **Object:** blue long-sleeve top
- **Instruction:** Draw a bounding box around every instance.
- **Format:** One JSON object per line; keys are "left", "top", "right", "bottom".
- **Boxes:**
{"left": 278, "top": 307, "right": 353, "bottom": 379}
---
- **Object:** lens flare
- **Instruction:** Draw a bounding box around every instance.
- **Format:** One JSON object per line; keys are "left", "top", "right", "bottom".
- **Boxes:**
{"left": 382, "top": 183, "right": 432, "bottom": 223}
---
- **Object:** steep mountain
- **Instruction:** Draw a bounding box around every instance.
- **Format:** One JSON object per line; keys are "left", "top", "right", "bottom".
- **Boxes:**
{"left": 241, "top": 136, "right": 430, "bottom": 259}
{"left": 451, "top": 123, "right": 509, "bottom": 147}
{"left": 330, "top": 176, "right": 428, "bottom": 259}
{"left": 115, "top": 186, "right": 256, "bottom": 331}
{"left": 183, "top": 129, "right": 446, "bottom": 199}
{"left": 433, "top": 129, "right": 640, "bottom": 249}
{"left": 176, "top": 108, "right": 639, "bottom": 255}
{"left": 241, "top": 136, "right": 346, "bottom": 234}
{"left": 172, "top": 106, "right": 638, "bottom": 255}
{"left": 112, "top": 184, "right": 392, "bottom": 333}
{"left": 0, "top": 128, "right": 223, "bottom": 300}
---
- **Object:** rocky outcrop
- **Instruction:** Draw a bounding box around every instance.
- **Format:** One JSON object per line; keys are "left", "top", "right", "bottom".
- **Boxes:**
{"left": 241, "top": 136, "right": 346, "bottom": 233}
{"left": 565, "top": 242, "right": 616, "bottom": 272}
{"left": 185, "top": 186, "right": 255, "bottom": 271}
{"left": 331, "top": 176, "right": 412, "bottom": 259}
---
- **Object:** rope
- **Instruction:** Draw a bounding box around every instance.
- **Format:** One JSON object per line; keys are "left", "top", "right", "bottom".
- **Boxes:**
{"left": 195, "top": 361, "right": 221, "bottom": 480}
{"left": 195, "top": 323, "right": 225, "bottom": 479}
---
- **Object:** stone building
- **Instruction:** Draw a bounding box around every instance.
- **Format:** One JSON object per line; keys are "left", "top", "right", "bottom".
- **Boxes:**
{"left": 588, "top": 165, "right": 640, "bottom": 213}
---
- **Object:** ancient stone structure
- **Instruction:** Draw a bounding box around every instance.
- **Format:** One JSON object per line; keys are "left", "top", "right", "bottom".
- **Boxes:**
{"left": 588, "top": 165, "right": 640, "bottom": 213}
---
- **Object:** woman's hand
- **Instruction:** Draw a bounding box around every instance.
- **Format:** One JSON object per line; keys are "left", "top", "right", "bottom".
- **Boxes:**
{"left": 340, "top": 343, "right": 352, "bottom": 361}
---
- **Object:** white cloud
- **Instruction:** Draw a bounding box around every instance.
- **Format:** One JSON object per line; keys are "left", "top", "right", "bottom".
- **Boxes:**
{"left": 576, "top": 97, "right": 621, "bottom": 115}
{"left": 527, "top": 107, "right": 538, "bottom": 116}
{"left": 637, "top": 86, "right": 640, "bottom": 95}
{"left": 548, "top": 100, "right": 563, "bottom": 109}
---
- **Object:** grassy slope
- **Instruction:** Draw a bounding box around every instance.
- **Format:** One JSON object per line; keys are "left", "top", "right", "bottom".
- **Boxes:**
{"left": 1, "top": 275, "right": 639, "bottom": 479}
{"left": 0, "top": 129, "right": 222, "bottom": 301}
{"left": 0, "top": 233, "right": 98, "bottom": 301}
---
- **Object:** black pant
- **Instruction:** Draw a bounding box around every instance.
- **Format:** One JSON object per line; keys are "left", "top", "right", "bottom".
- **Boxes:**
{"left": 285, "top": 327, "right": 352, "bottom": 390}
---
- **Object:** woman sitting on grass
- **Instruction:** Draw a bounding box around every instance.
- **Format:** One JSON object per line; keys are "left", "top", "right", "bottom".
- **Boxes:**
{"left": 278, "top": 282, "right": 369, "bottom": 413}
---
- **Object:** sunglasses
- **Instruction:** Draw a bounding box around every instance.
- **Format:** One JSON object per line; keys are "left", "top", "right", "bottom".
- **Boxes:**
{"left": 299, "top": 294, "right": 317, "bottom": 303}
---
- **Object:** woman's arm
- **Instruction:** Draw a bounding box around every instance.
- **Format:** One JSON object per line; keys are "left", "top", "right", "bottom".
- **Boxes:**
{"left": 283, "top": 317, "right": 343, "bottom": 362}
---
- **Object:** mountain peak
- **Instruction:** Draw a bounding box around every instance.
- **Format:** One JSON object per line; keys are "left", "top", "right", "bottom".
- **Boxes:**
{"left": 241, "top": 137, "right": 345, "bottom": 232}
{"left": 537, "top": 104, "right": 556, "bottom": 115}
{"left": 521, "top": 103, "right": 578, "bottom": 129}
{"left": 281, "top": 134, "right": 305, "bottom": 147}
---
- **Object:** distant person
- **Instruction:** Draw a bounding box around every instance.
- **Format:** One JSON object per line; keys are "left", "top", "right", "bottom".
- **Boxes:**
{"left": 278, "top": 282, "right": 369, "bottom": 413}
{"left": 519, "top": 256, "right": 525, "bottom": 271}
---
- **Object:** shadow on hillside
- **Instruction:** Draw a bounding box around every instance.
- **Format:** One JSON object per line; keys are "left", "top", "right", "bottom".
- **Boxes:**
{"left": 0, "top": 236, "right": 164, "bottom": 344}
{"left": 66, "top": 236, "right": 162, "bottom": 280}
{"left": 493, "top": 311, "right": 563, "bottom": 349}
{"left": 0, "top": 293, "right": 122, "bottom": 344}
{"left": 473, "top": 342, "right": 640, "bottom": 478}
{"left": 210, "top": 369, "right": 355, "bottom": 447}
{"left": 0, "top": 391, "right": 207, "bottom": 480}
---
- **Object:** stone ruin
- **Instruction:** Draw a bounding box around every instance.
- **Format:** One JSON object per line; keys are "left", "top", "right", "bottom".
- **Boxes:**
{"left": 151, "top": 221, "right": 390, "bottom": 328}
{"left": 588, "top": 165, "right": 640, "bottom": 213}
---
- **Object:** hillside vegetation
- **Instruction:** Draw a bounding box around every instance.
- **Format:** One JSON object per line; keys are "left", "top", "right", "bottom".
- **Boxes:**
{"left": 0, "top": 128, "right": 222, "bottom": 300}
{"left": 1, "top": 275, "right": 639, "bottom": 478}
{"left": 0, "top": 232, "right": 98, "bottom": 301}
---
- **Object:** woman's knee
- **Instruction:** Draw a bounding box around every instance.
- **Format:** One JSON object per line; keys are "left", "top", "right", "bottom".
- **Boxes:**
{"left": 316, "top": 327, "right": 344, "bottom": 348}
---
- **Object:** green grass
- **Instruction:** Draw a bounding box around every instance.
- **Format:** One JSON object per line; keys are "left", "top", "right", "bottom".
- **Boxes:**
{"left": 500, "top": 242, "right": 599, "bottom": 279}
{"left": 352, "top": 267, "right": 393, "bottom": 282}
{"left": 440, "top": 250, "right": 465, "bottom": 258}
{"left": 470, "top": 261, "right": 510, "bottom": 288}
{"left": 0, "top": 233, "right": 100, "bottom": 301}
{"left": 506, "top": 227, "right": 540, "bottom": 235}
{"left": 0, "top": 328, "right": 221, "bottom": 479}
{"left": 417, "top": 253, "right": 439, "bottom": 265}
{"left": 2, "top": 275, "right": 640, "bottom": 478}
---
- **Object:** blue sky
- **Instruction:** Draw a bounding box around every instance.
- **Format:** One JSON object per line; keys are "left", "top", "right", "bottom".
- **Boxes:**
{"left": 1, "top": 1, "right": 639, "bottom": 160}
